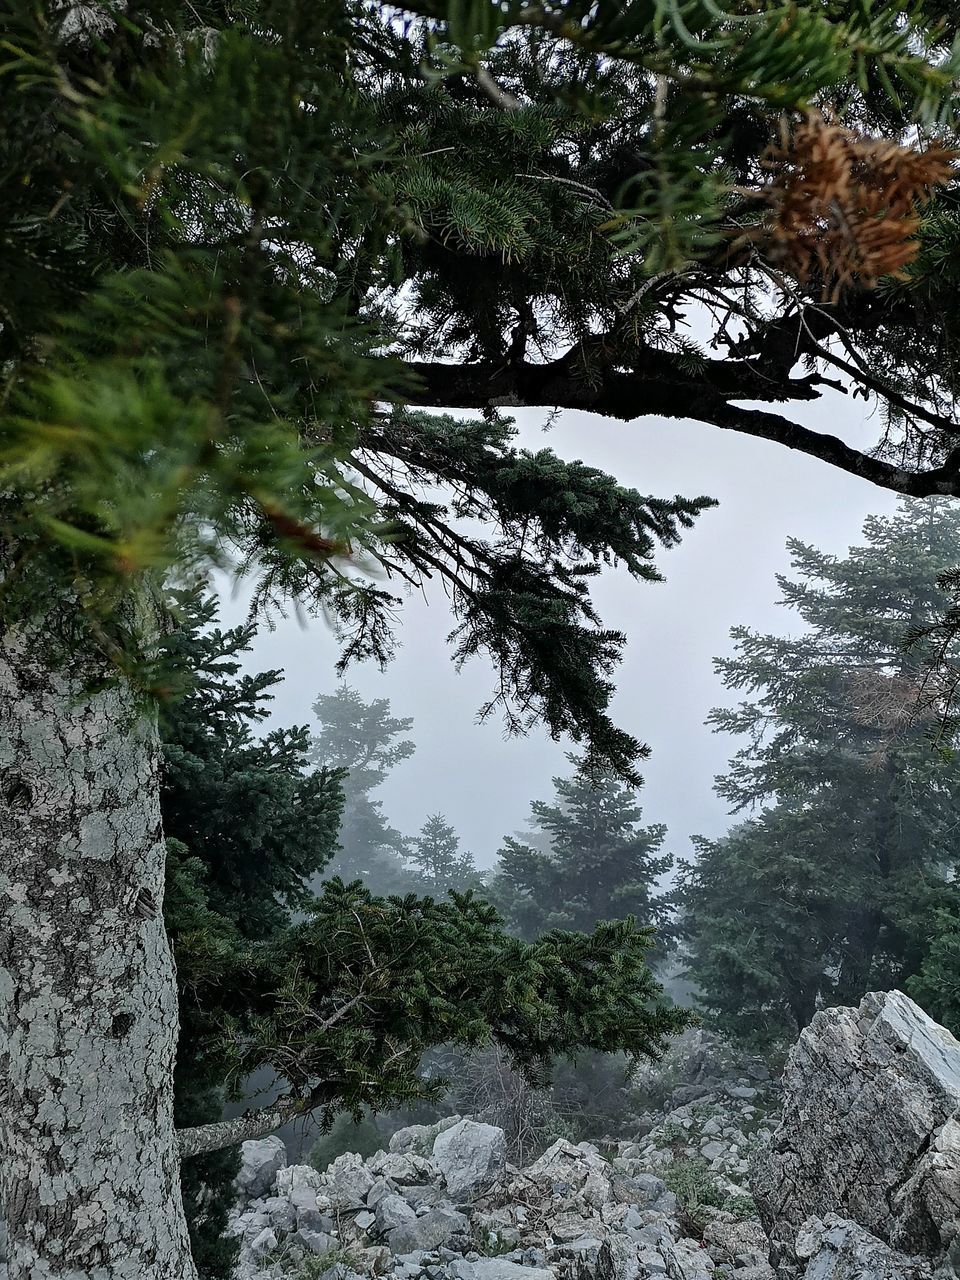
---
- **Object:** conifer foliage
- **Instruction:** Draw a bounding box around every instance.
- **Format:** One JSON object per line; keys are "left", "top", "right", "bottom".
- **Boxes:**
{"left": 681, "top": 500, "right": 960, "bottom": 1047}
{"left": 408, "top": 814, "right": 478, "bottom": 894}
{"left": 6, "top": 1, "right": 960, "bottom": 1273}
{"left": 160, "top": 594, "right": 346, "bottom": 1276}
{"left": 309, "top": 686, "right": 416, "bottom": 895}
{"left": 492, "top": 760, "right": 673, "bottom": 944}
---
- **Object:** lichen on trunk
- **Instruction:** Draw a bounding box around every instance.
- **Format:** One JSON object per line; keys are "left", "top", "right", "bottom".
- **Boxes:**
{"left": 0, "top": 611, "right": 198, "bottom": 1279}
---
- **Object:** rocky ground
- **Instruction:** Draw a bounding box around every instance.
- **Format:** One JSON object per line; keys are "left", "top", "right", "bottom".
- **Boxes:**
{"left": 228, "top": 992, "right": 960, "bottom": 1280}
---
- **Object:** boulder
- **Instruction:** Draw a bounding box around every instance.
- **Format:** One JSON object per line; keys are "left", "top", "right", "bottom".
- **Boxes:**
{"left": 794, "top": 1216, "right": 933, "bottom": 1279}
{"left": 296, "top": 1227, "right": 338, "bottom": 1256}
{"left": 325, "top": 1151, "right": 377, "bottom": 1208}
{"left": 261, "top": 1194, "right": 297, "bottom": 1233}
{"left": 236, "top": 1135, "right": 287, "bottom": 1200}
{"left": 387, "top": 1206, "right": 470, "bottom": 1254}
{"left": 389, "top": 1115, "right": 461, "bottom": 1156}
{"left": 448, "top": 1261, "right": 554, "bottom": 1280}
{"left": 609, "top": 1171, "right": 675, "bottom": 1211}
{"left": 276, "top": 1163, "right": 323, "bottom": 1198}
{"left": 373, "top": 1191, "right": 417, "bottom": 1233}
{"left": 249, "top": 1226, "right": 278, "bottom": 1256}
{"left": 368, "top": 1150, "right": 439, "bottom": 1185}
{"left": 433, "top": 1119, "right": 507, "bottom": 1198}
{"left": 752, "top": 991, "right": 960, "bottom": 1269}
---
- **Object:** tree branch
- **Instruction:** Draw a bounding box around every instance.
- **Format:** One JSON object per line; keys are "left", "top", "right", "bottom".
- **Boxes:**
{"left": 177, "top": 1089, "right": 321, "bottom": 1159}
{"left": 399, "top": 354, "right": 960, "bottom": 497}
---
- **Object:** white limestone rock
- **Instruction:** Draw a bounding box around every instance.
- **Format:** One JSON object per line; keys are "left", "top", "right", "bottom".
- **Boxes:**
{"left": 752, "top": 991, "right": 960, "bottom": 1269}
{"left": 236, "top": 1135, "right": 287, "bottom": 1200}
{"left": 433, "top": 1120, "right": 507, "bottom": 1198}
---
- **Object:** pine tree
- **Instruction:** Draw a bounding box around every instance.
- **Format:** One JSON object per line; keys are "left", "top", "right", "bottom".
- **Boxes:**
{"left": 408, "top": 814, "right": 478, "bottom": 894}
{"left": 492, "top": 759, "right": 674, "bottom": 944}
{"left": 681, "top": 499, "right": 960, "bottom": 1047}
{"left": 309, "top": 686, "right": 415, "bottom": 895}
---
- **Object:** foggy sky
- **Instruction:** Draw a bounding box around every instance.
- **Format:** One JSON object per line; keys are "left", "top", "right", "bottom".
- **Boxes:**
{"left": 217, "top": 385, "right": 897, "bottom": 869}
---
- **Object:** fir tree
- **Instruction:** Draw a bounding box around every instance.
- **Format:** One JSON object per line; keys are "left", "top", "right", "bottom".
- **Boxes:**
{"left": 160, "top": 593, "right": 345, "bottom": 1277}
{"left": 310, "top": 686, "right": 415, "bottom": 895}
{"left": 492, "top": 759, "right": 673, "bottom": 944}
{"left": 681, "top": 500, "right": 960, "bottom": 1046}
{"left": 408, "top": 814, "right": 478, "bottom": 894}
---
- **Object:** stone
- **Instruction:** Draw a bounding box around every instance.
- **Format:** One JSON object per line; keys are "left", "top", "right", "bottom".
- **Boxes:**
{"left": 388, "top": 1207, "right": 470, "bottom": 1254}
{"left": 236, "top": 1135, "right": 287, "bottom": 1200}
{"left": 261, "top": 1194, "right": 297, "bottom": 1232}
{"left": 433, "top": 1120, "right": 507, "bottom": 1198}
{"left": 526, "top": 1137, "right": 586, "bottom": 1176}
{"left": 448, "top": 1261, "right": 554, "bottom": 1280}
{"left": 592, "top": 1235, "right": 644, "bottom": 1280}
{"left": 249, "top": 1226, "right": 279, "bottom": 1256}
{"left": 277, "top": 1163, "right": 323, "bottom": 1197}
{"left": 374, "top": 1191, "right": 418, "bottom": 1233}
{"left": 794, "top": 1215, "right": 933, "bottom": 1279}
{"left": 326, "top": 1151, "right": 377, "bottom": 1208}
{"left": 356, "top": 1245, "right": 393, "bottom": 1275}
{"left": 297, "top": 1227, "right": 338, "bottom": 1256}
{"left": 752, "top": 990, "right": 960, "bottom": 1269}
{"left": 390, "top": 1116, "right": 461, "bottom": 1156}
{"left": 609, "top": 1171, "right": 676, "bottom": 1214}
{"left": 369, "top": 1151, "right": 440, "bottom": 1185}
{"left": 400, "top": 1183, "right": 446, "bottom": 1209}
{"left": 701, "top": 1218, "right": 771, "bottom": 1271}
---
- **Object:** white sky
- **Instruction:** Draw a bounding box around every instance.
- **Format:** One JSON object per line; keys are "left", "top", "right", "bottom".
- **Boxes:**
{"left": 217, "top": 386, "right": 897, "bottom": 869}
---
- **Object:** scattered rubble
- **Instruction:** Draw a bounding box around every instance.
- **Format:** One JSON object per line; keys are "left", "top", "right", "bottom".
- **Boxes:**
{"left": 228, "top": 991, "right": 960, "bottom": 1280}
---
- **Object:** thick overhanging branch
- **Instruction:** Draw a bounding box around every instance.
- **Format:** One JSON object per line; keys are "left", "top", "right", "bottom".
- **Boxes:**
{"left": 400, "top": 355, "right": 960, "bottom": 498}
{"left": 177, "top": 1090, "right": 320, "bottom": 1159}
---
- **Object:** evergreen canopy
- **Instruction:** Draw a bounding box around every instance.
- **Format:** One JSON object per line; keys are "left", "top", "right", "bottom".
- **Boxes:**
{"left": 492, "top": 759, "right": 673, "bottom": 943}
{"left": 681, "top": 500, "right": 960, "bottom": 1046}
{"left": 6, "top": 0, "right": 960, "bottom": 779}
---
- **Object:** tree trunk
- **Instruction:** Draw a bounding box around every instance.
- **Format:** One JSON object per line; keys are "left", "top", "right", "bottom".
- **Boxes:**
{"left": 0, "top": 621, "right": 198, "bottom": 1279}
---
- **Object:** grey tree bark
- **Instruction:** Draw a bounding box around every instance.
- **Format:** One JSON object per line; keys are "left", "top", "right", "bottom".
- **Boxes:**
{"left": 0, "top": 620, "right": 198, "bottom": 1279}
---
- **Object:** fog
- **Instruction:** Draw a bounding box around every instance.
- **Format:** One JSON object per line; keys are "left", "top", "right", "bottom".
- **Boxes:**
{"left": 218, "top": 387, "right": 896, "bottom": 868}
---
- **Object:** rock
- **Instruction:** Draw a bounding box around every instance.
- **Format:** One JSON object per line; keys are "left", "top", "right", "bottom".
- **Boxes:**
{"left": 390, "top": 1116, "right": 462, "bottom": 1156}
{"left": 671, "top": 1085, "right": 715, "bottom": 1107}
{"left": 277, "top": 1163, "right": 324, "bottom": 1198}
{"left": 297, "top": 1227, "right": 338, "bottom": 1255}
{"left": 326, "top": 1151, "right": 377, "bottom": 1208}
{"left": 249, "top": 1226, "right": 279, "bottom": 1256}
{"left": 236, "top": 1135, "right": 287, "bottom": 1200}
{"left": 261, "top": 1194, "right": 297, "bottom": 1232}
{"left": 753, "top": 991, "right": 960, "bottom": 1269}
{"left": 701, "top": 1218, "right": 771, "bottom": 1273}
{"left": 592, "top": 1235, "right": 645, "bottom": 1280}
{"left": 400, "top": 1183, "right": 446, "bottom": 1209}
{"left": 357, "top": 1245, "right": 393, "bottom": 1275}
{"left": 448, "top": 1260, "right": 554, "bottom": 1280}
{"left": 609, "top": 1172, "right": 676, "bottom": 1215}
{"left": 794, "top": 1215, "right": 933, "bottom": 1279}
{"left": 388, "top": 1207, "right": 470, "bottom": 1254}
{"left": 369, "top": 1151, "right": 440, "bottom": 1185}
{"left": 526, "top": 1137, "right": 586, "bottom": 1176}
{"left": 374, "top": 1191, "right": 418, "bottom": 1233}
{"left": 434, "top": 1120, "right": 507, "bottom": 1198}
